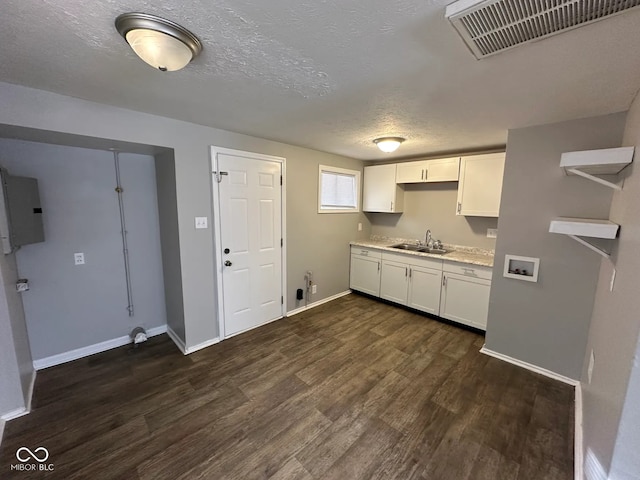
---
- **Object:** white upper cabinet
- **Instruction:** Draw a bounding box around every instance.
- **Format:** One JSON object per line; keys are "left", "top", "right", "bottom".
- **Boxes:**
{"left": 363, "top": 164, "right": 404, "bottom": 213}
{"left": 456, "top": 152, "right": 505, "bottom": 217}
{"left": 396, "top": 157, "right": 460, "bottom": 184}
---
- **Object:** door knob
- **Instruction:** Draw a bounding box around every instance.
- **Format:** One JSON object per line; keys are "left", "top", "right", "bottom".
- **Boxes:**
{"left": 224, "top": 260, "right": 232, "bottom": 267}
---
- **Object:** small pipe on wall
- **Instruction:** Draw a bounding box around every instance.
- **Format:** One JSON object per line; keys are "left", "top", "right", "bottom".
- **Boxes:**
{"left": 113, "top": 151, "right": 134, "bottom": 317}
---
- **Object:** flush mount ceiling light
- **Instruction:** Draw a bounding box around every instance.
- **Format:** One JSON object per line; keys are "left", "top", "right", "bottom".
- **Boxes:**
{"left": 115, "top": 13, "right": 202, "bottom": 72}
{"left": 373, "top": 137, "right": 405, "bottom": 153}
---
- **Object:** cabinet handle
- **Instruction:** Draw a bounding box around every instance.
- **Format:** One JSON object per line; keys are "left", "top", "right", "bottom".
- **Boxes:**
{"left": 390, "top": 201, "right": 393, "bottom": 211}
{"left": 442, "top": 275, "right": 447, "bottom": 286}
{"left": 361, "top": 250, "right": 368, "bottom": 256}
{"left": 409, "top": 268, "right": 412, "bottom": 278}
{"left": 421, "top": 169, "right": 424, "bottom": 180}
{"left": 424, "top": 169, "right": 428, "bottom": 181}
{"left": 405, "top": 267, "right": 408, "bottom": 277}
{"left": 378, "top": 261, "right": 380, "bottom": 272}
{"left": 457, "top": 202, "right": 462, "bottom": 214}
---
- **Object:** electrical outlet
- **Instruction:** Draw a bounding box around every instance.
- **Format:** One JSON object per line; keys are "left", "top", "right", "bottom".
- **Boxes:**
{"left": 312, "top": 284, "right": 317, "bottom": 294}
{"left": 358, "top": 222, "right": 362, "bottom": 232}
{"left": 74, "top": 252, "right": 85, "bottom": 265}
{"left": 588, "top": 350, "right": 595, "bottom": 384}
{"left": 487, "top": 228, "right": 498, "bottom": 238}
{"left": 195, "top": 217, "right": 208, "bottom": 229}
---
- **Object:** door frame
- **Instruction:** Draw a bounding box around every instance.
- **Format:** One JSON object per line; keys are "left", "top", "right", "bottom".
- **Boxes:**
{"left": 210, "top": 146, "right": 287, "bottom": 341}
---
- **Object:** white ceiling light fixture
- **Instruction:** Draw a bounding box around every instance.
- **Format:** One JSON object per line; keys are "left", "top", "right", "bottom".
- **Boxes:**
{"left": 115, "top": 13, "right": 202, "bottom": 72}
{"left": 374, "top": 137, "right": 405, "bottom": 153}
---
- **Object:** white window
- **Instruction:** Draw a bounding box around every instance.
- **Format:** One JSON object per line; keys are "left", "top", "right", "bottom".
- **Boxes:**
{"left": 318, "top": 165, "right": 361, "bottom": 213}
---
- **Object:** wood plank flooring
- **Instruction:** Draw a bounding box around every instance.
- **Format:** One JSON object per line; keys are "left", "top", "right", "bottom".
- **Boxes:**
{"left": 0, "top": 294, "right": 574, "bottom": 479}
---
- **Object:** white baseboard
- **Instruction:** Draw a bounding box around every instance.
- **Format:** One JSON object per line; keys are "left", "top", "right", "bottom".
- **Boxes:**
{"left": 167, "top": 326, "right": 220, "bottom": 355}
{"left": 480, "top": 346, "right": 579, "bottom": 386}
{"left": 186, "top": 337, "right": 220, "bottom": 354}
{"left": 33, "top": 325, "right": 168, "bottom": 370}
{"left": 585, "top": 448, "right": 607, "bottom": 480}
{"left": 575, "top": 382, "right": 584, "bottom": 480}
{"left": 166, "top": 326, "right": 186, "bottom": 354}
{"left": 287, "top": 290, "right": 351, "bottom": 317}
{"left": 1, "top": 407, "right": 28, "bottom": 421}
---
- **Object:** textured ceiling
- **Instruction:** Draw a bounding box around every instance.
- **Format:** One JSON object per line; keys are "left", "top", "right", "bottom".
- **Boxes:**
{"left": 1, "top": 0, "right": 639, "bottom": 160}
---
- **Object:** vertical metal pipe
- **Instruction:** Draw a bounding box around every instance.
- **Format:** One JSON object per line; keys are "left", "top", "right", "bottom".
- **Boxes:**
{"left": 113, "top": 151, "right": 134, "bottom": 317}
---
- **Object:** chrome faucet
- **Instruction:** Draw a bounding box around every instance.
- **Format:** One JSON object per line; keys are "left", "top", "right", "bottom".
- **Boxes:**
{"left": 425, "top": 229, "right": 432, "bottom": 248}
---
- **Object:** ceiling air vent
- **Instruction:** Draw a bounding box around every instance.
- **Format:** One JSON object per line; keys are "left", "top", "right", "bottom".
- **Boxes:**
{"left": 445, "top": 0, "right": 640, "bottom": 59}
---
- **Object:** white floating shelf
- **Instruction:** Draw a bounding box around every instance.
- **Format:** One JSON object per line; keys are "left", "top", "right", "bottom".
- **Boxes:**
{"left": 549, "top": 217, "right": 619, "bottom": 258}
{"left": 560, "top": 146, "right": 634, "bottom": 190}
{"left": 549, "top": 217, "right": 619, "bottom": 239}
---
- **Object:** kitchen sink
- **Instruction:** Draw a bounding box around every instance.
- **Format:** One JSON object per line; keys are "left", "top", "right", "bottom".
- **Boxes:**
{"left": 391, "top": 244, "right": 449, "bottom": 255}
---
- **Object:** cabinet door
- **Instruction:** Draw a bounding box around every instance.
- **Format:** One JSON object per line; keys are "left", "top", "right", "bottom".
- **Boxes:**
{"left": 396, "top": 161, "right": 428, "bottom": 183}
{"left": 407, "top": 265, "right": 442, "bottom": 315}
{"left": 456, "top": 153, "right": 505, "bottom": 217}
{"left": 363, "top": 164, "right": 403, "bottom": 212}
{"left": 440, "top": 273, "right": 490, "bottom": 330}
{"left": 350, "top": 255, "right": 381, "bottom": 296}
{"left": 380, "top": 260, "right": 409, "bottom": 305}
{"left": 425, "top": 157, "right": 460, "bottom": 183}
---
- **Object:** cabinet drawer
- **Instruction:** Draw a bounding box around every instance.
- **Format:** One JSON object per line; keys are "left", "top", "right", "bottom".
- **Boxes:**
{"left": 382, "top": 251, "right": 443, "bottom": 270}
{"left": 351, "top": 247, "right": 382, "bottom": 259}
{"left": 443, "top": 262, "right": 492, "bottom": 280}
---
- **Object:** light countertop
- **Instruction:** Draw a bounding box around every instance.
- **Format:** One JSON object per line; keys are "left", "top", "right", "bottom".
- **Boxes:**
{"left": 350, "top": 237, "right": 494, "bottom": 268}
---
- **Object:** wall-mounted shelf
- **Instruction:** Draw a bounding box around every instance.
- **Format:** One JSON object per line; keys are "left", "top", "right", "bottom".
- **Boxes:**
{"left": 549, "top": 217, "right": 619, "bottom": 258}
{"left": 560, "top": 146, "right": 634, "bottom": 191}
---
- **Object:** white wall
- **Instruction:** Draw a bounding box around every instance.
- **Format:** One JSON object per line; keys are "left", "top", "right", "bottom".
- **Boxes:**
{"left": 581, "top": 92, "right": 640, "bottom": 476}
{"left": 0, "top": 139, "right": 166, "bottom": 361}
{"left": 485, "top": 112, "right": 626, "bottom": 380}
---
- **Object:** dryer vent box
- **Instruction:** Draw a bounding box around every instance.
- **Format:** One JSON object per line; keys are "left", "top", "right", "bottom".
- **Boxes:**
{"left": 0, "top": 167, "right": 45, "bottom": 254}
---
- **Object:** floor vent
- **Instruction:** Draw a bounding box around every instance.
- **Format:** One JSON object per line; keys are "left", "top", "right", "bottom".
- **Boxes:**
{"left": 445, "top": 0, "right": 640, "bottom": 59}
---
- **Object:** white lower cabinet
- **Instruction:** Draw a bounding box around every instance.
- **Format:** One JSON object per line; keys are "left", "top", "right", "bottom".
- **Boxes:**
{"left": 379, "top": 253, "right": 442, "bottom": 315}
{"left": 407, "top": 264, "right": 443, "bottom": 315}
{"left": 350, "top": 247, "right": 491, "bottom": 331}
{"left": 349, "top": 248, "right": 381, "bottom": 296}
{"left": 439, "top": 262, "right": 492, "bottom": 330}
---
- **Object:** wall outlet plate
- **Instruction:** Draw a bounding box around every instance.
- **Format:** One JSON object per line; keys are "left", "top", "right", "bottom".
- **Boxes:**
{"left": 74, "top": 252, "right": 85, "bottom": 265}
{"left": 487, "top": 228, "right": 498, "bottom": 238}
{"left": 312, "top": 284, "right": 317, "bottom": 294}
{"left": 195, "top": 217, "right": 208, "bottom": 229}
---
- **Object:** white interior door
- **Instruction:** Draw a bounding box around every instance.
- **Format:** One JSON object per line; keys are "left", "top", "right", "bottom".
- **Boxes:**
{"left": 213, "top": 150, "right": 284, "bottom": 338}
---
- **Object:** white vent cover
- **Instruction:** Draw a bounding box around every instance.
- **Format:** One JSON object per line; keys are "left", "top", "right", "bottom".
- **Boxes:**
{"left": 445, "top": 0, "right": 640, "bottom": 59}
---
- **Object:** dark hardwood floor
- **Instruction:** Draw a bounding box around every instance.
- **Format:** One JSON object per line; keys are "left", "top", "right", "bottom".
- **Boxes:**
{"left": 0, "top": 294, "right": 574, "bottom": 479}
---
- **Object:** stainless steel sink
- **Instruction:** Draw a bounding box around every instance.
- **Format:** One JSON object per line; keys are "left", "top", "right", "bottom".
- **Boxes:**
{"left": 391, "top": 244, "right": 449, "bottom": 255}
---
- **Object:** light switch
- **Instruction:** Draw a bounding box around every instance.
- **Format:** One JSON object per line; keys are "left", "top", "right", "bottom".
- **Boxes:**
{"left": 195, "top": 217, "right": 208, "bottom": 229}
{"left": 487, "top": 228, "right": 498, "bottom": 238}
{"left": 358, "top": 223, "right": 362, "bottom": 232}
{"left": 74, "top": 253, "right": 85, "bottom": 265}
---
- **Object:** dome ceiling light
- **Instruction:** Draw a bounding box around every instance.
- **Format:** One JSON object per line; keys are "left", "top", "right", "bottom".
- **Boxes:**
{"left": 115, "top": 13, "right": 202, "bottom": 72}
{"left": 373, "top": 137, "right": 405, "bottom": 153}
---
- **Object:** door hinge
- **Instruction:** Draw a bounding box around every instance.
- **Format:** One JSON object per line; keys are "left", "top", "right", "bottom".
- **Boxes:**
{"left": 281, "top": 238, "right": 283, "bottom": 247}
{"left": 280, "top": 175, "right": 283, "bottom": 186}
{"left": 281, "top": 296, "right": 284, "bottom": 305}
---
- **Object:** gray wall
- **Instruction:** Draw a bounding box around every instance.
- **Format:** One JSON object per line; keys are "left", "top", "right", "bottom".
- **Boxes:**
{"left": 0, "top": 139, "right": 166, "bottom": 361}
{"left": 485, "top": 112, "right": 626, "bottom": 379}
{"left": 155, "top": 150, "right": 185, "bottom": 342}
{"left": 0, "top": 81, "right": 370, "bottom": 350}
{"left": 367, "top": 183, "right": 497, "bottom": 249}
{"left": 0, "top": 251, "right": 33, "bottom": 416}
{"left": 581, "top": 93, "right": 640, "bottom": 476}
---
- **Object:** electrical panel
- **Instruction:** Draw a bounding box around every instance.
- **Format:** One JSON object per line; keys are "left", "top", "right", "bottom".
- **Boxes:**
{"left": 0, "top": 167, "right": 45, "bottom": 254}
